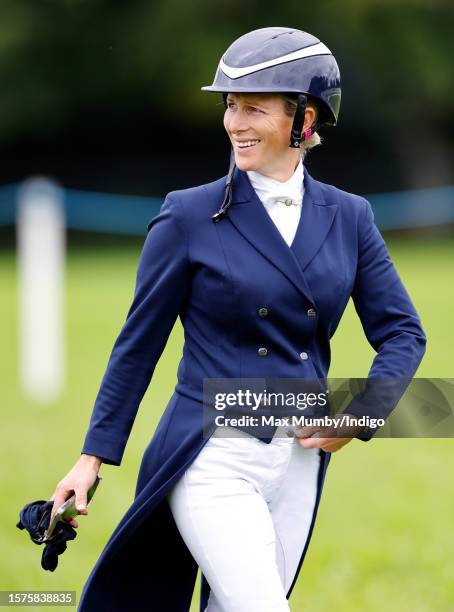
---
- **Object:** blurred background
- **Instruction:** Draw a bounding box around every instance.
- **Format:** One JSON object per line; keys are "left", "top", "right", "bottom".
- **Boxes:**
{"left": 1, "top": 1, "right": 453, "bottom": 610}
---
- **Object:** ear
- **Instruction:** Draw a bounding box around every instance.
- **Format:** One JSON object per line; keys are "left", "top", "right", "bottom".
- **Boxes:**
{"left": 302, "top": 106, "right": 317, "bottom": 134}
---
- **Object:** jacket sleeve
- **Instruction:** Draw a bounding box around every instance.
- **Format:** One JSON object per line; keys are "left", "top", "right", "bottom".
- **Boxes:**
{"left": 345, "top": 198, "right": 427, "bottom": 440}
{"left": 81, "top": 193, "right": 190, "bottom": 465}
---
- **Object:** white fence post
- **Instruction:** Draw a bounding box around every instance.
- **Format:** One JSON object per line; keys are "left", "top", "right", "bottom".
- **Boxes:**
{"left": 17, "top": 178, "right": 65, "bottom": 402}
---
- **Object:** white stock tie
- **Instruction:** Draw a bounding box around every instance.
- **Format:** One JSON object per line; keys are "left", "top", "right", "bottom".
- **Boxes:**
{"left": 247, "top": 161, "right": 305, "bottom": 247}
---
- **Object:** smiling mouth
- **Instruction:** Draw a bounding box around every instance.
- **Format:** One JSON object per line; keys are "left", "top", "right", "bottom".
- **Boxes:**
{"left": 235, "top": 139, "right": 261, "bottom": 150}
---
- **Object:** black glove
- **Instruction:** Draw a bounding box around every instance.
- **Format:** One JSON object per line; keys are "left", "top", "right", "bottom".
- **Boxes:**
{"left": 16, "top": 500, "right": 77, "bottom": 571}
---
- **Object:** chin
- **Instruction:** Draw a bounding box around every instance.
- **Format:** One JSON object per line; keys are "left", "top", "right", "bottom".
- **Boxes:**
{"left": 233, "top": 155, "right": 261, "bottom": 172}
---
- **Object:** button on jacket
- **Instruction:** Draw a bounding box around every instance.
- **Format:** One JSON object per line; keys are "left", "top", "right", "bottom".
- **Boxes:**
{"left": 79, "top": 165, "right": 426, "bottom": 611}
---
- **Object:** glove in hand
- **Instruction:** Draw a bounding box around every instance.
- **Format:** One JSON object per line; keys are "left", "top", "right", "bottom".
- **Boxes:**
{"left": 16, "top": 499, "right": 77, "bottom": 571}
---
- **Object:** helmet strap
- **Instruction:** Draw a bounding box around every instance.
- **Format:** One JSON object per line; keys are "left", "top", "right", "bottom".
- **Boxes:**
{"left": 212, "top": 147, "right": 236, "bottom": 223}
{"left": 290, "top": 93, "right": 310, "bottom": 148}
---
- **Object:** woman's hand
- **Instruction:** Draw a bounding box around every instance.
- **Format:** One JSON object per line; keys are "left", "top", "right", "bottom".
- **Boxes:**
{"left": 295, "top": 413, "right": 364, "bottom": 453}
{"left": 50, "top": 454, "right": 102, "bottom": 528}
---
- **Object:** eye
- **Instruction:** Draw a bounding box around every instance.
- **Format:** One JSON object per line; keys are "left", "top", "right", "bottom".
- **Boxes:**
{"left": 226, "top": 102, "right": 237, "bottom": 110}
{"left": 248, "top": 106, "right": 263, "bottom": 114}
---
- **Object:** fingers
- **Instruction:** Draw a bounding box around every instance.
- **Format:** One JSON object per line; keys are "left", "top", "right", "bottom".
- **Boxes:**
{"left": 296, "top": 414, "right": 364, "bottom": 442}
{"left": 297, "top": 436, "right": 320, "bottom": 449}
{"left": 51, "top": 487, "right": 70, "bottom": 520}
{"left": 51, "top": 459, "right": 100, "bottom": 523}
{"left": 294, "top": 424, "right": 324, "bottom": 439}
{"left": 51, "top": 483, "right": 89, "bottom": 519}
{"left": 64, "top": 516, "right": 78, "bottom": 528}
{"left": 297, "top": 435, "right": 352, "bottom": 453}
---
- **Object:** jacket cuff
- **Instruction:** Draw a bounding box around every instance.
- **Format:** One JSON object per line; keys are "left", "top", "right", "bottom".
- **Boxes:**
{"left": 81, "top": 431, "right": 125, "bottom": 466}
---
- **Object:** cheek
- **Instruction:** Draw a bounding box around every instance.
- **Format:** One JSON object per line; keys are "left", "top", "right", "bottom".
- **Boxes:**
{"left": 272, "top": 129, "right": 290, "bottom": 152}
{"left": 266, "top": 127, "right": 287, "bottom": 152}
{"left": 223, "top": 114, "right": 231, "bottom": 134}
{"left": 258, "top": 121, "right": 278, "bottom": 148}
{"left": 275, "top": 117, "right": 292, "bottom": 146}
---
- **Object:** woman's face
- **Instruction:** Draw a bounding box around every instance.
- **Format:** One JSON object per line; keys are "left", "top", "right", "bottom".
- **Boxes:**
{"left": 223, "top": 93, "right": 301, "bottom": 181}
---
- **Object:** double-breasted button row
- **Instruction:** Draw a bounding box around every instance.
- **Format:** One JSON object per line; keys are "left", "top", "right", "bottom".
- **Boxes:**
{"left": 257, "top": 307, "right": 269, "bottom": 355}
{"left": 258, "top": 306, "right": 314, "bottom": 318}
{"left": 258, "top": 349, "right": 309, "bottom": 359}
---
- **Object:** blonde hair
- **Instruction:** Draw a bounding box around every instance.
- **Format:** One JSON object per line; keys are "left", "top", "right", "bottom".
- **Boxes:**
{"left": 280, "top": 95, "right": 322, "bottom": 160}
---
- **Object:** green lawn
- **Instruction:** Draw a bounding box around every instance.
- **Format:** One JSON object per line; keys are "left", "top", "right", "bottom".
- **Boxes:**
{"left": 0, "top": 235, "right": 453, "bottom": 611}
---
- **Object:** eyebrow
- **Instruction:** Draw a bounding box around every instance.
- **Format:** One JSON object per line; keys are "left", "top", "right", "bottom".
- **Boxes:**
{"left": 226, "top": 95, "right": 268, "bottom": 108}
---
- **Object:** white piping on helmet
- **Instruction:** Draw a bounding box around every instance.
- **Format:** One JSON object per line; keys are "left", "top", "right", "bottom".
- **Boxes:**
{"left": 219, "top": 42, "right": 332, "bottom": 80}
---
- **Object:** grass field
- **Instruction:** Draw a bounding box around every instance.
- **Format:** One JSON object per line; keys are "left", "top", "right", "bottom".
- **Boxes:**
{"left": 1, "top": 234, "right": 453, "bottom": 611}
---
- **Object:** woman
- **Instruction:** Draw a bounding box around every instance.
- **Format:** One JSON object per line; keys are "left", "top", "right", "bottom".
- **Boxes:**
{"left": 51, "top": 27, "right": 426, "bottom": 611}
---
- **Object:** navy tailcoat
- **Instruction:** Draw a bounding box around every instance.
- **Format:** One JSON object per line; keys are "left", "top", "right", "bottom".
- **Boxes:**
{"left": 78, "top": 165, "right": 426, "bottom": 611}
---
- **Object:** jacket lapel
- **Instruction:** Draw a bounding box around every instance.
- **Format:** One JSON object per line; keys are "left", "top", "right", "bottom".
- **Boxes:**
{"left": 290, "top": 167, "right": 338, "bottom": 271}
{"left": 226, "top": 166, "right": 338, "bottom": 307}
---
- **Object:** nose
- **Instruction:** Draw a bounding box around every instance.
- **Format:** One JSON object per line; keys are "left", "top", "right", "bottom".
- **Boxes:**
{"left": 227, "top": 107, "right": 249, "bottom": 133}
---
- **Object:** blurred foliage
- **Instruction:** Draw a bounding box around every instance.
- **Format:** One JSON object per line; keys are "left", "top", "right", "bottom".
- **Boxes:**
{"left": 0, "top": 0, "right": 453, "bottom": 134}
{"left": 0, "top": 0, "right": 453, "bottom": 189}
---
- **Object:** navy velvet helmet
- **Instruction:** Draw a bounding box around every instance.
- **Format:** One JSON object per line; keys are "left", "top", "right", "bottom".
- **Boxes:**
{"left": 202, "top": 27, "right": 342, "bottom": 222}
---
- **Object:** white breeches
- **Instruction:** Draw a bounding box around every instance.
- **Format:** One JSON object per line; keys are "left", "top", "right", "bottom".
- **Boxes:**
{"left": 166, "top": 426, "right": 321, "bottom": 612}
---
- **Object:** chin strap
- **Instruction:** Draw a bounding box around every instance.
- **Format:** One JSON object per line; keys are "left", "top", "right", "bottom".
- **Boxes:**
{"left": 212, "top": 147, "right": 236, "bottom": 223}
{"left": 289, "top": 93, "right": 317, "bottom": 148}
{"left": 213, "top": 92, "right": 313, "bottom": 222}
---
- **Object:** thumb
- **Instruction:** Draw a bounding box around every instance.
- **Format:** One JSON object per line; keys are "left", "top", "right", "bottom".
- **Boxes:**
{"left": 75, "top": 490, "right": 88, "bottom": 515}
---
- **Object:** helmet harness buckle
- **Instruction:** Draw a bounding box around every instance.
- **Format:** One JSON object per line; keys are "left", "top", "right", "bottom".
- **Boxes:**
{"left": 290, "top": 93, "right": 307, "bottom": 148}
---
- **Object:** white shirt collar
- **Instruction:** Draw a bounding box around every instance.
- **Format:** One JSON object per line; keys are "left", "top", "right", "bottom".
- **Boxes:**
{"left": 247, "top": 159, "right": 304, "bottom": 211}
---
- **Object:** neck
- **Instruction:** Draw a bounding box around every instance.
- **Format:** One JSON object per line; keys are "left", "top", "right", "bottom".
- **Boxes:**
{"left": 254, "top": 156, "right": 301, "bottom": 183}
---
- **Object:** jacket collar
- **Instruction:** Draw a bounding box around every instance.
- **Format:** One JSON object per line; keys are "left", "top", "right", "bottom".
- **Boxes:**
{"left": 226, "top": 165, "right": 338, "bottom": 306}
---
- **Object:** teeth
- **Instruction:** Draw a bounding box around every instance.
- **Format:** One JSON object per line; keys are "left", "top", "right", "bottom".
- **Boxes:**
{"left": 237, "top": 140, "right": 260, "bottom": 148}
